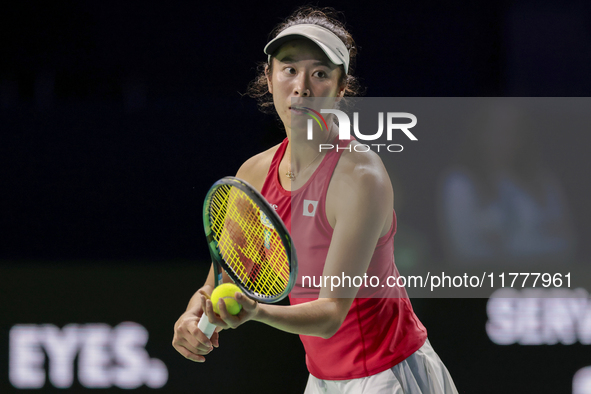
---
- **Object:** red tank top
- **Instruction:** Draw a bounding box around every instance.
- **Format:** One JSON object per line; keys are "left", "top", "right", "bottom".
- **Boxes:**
{"left": 260, "top": 137, "right": 427, "bottom": 380}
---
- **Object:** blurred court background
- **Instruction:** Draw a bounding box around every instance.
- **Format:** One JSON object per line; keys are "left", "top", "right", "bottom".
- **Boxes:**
{"left": 1, "top": 1, "right": 591, "bottom": 392}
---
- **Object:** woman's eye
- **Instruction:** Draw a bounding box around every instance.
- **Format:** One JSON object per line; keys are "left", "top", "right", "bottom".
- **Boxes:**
{"left": 314, "top": 71, "right": 327, "bottom": 78}
{"left": 284, "top": 67, "right": 296, "bottom": 74}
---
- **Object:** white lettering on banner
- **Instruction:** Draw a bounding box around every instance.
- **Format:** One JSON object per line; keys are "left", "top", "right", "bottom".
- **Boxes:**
{"left": 78, "top": 324, "right": 111, "bottom": 388}
{"left": 573, "top": 366, "right": 591, "bottom": 394}
{"left": 9, "top": 326, "right": 46, "bottom": 388}
{"left": 486, "top": 288, "right": 591, "bottom": 345}
{"left": 42, "top": 324, "right": 79, "bottom": 388}
{"left": 9, "top": 322, "right": 168, "bottom": 389}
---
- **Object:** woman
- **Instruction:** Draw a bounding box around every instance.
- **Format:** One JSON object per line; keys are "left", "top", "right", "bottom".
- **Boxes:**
{"left": 173, "top": 6, "right": 458, "bottom": 393}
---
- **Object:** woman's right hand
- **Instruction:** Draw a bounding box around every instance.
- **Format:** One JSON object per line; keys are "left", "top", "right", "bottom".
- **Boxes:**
{"left": 172, "top": 290, "right": 220, "bottom": 362}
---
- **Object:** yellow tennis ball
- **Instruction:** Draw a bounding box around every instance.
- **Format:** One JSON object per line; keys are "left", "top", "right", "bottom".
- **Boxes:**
{"left": 211, "top": 283, "right": 243, "bottom": 315}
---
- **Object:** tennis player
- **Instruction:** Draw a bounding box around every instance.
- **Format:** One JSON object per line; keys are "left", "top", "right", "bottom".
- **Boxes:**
{"left": 173, "top": 6, "right": 458, "bottom": 393}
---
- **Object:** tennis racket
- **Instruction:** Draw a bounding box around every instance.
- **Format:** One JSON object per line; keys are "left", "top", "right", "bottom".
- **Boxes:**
{"left": 197, "top": 176, "right": 297, "bottom": 338}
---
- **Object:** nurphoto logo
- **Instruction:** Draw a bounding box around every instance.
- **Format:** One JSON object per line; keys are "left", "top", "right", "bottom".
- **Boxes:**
{"left": 293, "top": 106, "right": 418, "bottom": 153}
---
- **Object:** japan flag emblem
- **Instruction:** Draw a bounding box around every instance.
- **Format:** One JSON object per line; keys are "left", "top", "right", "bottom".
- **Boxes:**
{"left": 303, "top": 200, "right": 318, "bottom": 217}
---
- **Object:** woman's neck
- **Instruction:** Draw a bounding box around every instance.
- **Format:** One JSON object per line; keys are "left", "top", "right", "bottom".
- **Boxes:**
{"left": 285, "top": 121, "right": 335, "bottom": 169}
{"left": 281, "top": 121, "right": 336, "bottom": 188}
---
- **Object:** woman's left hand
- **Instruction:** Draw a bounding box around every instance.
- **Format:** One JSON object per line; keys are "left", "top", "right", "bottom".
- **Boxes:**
{"left": 200, "top": 291, "right": 259, "bottom": 330}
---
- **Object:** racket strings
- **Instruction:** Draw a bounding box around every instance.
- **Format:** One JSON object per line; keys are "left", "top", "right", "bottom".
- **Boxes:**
{"left": 217, "top": 198, "right": 287, "bottom": 295}
{"left": 209, "top": 185, "right": 290, "bottom": 297}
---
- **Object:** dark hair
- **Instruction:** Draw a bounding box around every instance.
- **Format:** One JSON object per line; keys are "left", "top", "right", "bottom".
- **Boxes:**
{"left": 246, "top": 6, "right": 363, "bottom": 114}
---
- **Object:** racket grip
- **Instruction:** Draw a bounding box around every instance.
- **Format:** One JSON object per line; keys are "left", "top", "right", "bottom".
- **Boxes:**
{"left": 197, "top": 314, "right": 216, "bottom": 339}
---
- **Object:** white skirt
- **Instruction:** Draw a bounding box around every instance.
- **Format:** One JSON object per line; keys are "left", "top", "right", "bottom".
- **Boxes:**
{"left": 304, "top": 339, "right": 458, "bottom": 394}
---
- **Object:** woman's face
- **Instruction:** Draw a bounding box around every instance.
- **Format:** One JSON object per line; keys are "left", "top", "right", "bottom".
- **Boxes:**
{"left": 266, "top": 38, "right": 345, "bottom": 132}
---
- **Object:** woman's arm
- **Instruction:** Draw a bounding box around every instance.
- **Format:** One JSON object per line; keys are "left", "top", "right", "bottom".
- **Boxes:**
{"left": 172, "top": 264, "right": 216, "bottom": 362}
{"left": 172, "top": 146, "right": 280, "bottom": 361}
{"left": 202, "top": 150, "right": 392, "bottom": 338}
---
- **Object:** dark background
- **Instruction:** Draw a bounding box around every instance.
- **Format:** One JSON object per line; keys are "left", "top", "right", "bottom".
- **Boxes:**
{"left": 1, "top": 1, "right": 590, "bottom": 393}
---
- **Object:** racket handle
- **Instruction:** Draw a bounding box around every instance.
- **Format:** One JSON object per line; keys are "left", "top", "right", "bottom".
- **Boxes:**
{"left": 197, "top": 313, "right": 216, "bottom": 339}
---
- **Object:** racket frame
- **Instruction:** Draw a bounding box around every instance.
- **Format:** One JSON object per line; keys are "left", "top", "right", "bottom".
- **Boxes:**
{"left": 203, "top": 176, "right": 297, "bottom": 303}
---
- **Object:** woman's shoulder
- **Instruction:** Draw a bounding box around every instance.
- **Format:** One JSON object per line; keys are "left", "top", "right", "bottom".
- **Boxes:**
{"left": 331, "top": 141, "right": 393, "bottom": 200}
{"left": 327, "top": 141, "right": 394, "bottom": 234}
{"left": 337, "top": 141, "right": 390, "bottom": 183}
{"left": 236, "top": 142, "right": 283, "bottom": 191}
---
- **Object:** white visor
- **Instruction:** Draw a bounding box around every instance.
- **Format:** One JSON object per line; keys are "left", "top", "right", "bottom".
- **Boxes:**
{"left": 264, "top": 24, "right": 350, "bottom": 74}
